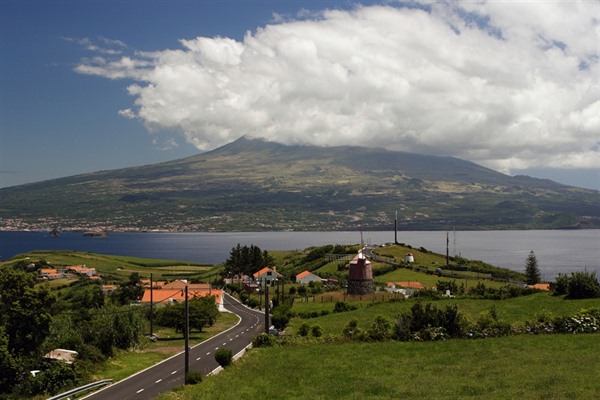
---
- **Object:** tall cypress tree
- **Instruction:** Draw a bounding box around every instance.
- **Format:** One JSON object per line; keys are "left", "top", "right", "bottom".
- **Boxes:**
{"left": 525, "top": 250, "right": 541, "bottom": 285}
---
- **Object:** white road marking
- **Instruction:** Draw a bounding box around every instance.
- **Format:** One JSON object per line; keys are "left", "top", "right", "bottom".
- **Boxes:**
{"left": 171, "top": 371, "right": 177, "bottom": 375}
{"left": 155, "top": 379, "right": 162, "bottom": 384}
{"left": 196, "top": 357, "right": 201, "bottom": 360}
{"left": 137, "top": 389, "right": 144, "bottom": 393}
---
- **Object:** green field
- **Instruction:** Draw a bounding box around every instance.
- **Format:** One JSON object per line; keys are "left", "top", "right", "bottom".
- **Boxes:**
{"left": 157, "top": 334, "right": 600, "bottom": 400}
{"left": 1, "top": 250, "right": 212, "bottom": 281}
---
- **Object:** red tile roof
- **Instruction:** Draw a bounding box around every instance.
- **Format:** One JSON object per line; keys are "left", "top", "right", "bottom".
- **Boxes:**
{"left": 141, "top": 289, "right": 222, "bottom": 305}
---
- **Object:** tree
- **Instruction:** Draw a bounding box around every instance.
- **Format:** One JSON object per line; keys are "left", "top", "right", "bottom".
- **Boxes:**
{"left": 155, "top": 296, "right": 219, "bottom": 333}
{"left": 525, "top": 250, "right": 541, "bottom": 285}
{"left": 0, "top": 269, "right": 55, "bottom": 356}
{"left": 111, "top": 272, "right": 144, "bottom": 305}
{"left": 224, "top": 244, "right": 274, "bottom": 276}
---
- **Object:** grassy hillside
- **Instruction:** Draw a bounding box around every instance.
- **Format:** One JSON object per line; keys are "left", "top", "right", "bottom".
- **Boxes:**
{"left": 0, "top": 250, "right": 212, "bottom": 281}
{"left": 156, "top": 287, "right": 600, "bottom": 400}
{"left": 157, "top": 335, "right": 600, "bottom": 400}
{"left": 2, "top": 137, "right": 598, "bottom": 231}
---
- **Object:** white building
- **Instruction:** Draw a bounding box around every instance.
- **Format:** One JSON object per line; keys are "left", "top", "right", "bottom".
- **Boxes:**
{"left": 295, "top": 270, "right": 323, "bottom": 285}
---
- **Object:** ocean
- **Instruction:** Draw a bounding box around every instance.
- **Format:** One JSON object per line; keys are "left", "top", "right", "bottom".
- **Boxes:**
{"left": 1, "top": 230, "right": 598, "bottom": 280}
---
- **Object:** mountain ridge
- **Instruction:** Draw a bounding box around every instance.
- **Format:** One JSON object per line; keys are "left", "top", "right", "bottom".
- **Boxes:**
{"left": 1, "top": 137, "right": 598, "bottom": 231}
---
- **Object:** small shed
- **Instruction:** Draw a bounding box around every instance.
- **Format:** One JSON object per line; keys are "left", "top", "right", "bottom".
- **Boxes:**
{"left": 405, "top": 253, "right": 414, "bottom": 263}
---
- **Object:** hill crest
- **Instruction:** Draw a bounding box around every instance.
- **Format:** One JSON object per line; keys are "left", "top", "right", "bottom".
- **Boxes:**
{"left": 1, "top": 137, "right": 598, "bottom": 231}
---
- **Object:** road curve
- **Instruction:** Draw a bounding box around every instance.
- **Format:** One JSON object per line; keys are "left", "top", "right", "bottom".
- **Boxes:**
{"left": 83, "top": 292, "right": 265, "bottom": 400}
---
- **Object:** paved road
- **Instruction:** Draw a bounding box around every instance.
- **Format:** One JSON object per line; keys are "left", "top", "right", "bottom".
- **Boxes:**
{"left": 84, "top": 293, "right": 265, "bottom": 400}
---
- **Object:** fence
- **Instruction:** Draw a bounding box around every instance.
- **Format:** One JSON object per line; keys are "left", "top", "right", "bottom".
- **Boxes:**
{"left": 47, "top": 379, "right": 113, "bottom": 400}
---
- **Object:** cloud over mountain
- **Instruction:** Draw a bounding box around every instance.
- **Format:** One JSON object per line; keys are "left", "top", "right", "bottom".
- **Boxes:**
{"left": 73, "top": 1, "right": 599, "bottom": 174}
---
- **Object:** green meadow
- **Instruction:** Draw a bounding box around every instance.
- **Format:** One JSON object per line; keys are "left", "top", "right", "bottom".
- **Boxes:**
{"left": 158, "top": 334, "right": 600, "bottom": 400}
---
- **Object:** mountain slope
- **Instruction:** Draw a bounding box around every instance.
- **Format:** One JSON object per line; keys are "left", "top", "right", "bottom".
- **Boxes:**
{"left": 1, "top": 137, "right": 598, "bottom": 231}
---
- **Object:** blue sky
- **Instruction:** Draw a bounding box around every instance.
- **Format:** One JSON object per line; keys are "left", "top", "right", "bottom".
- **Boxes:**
{"left": 1, "top": 0, "right": 598, "bottom": 190}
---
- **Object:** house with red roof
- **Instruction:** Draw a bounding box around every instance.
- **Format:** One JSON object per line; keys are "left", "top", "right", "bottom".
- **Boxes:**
{"left": 141, "top": 289, "right": 224, "bottom": 310}
{"left": 39, "top": 268, "right": 63, "bottom": 280}
{"left": 65, "top": 265, "right": 96, "bottom": 277}
{"left": 295, "top": 270, "right": 323, "bottom": 285}
{"left": 253, "top": 267, "right": 282, "bottom": 285}
{"left": 385, "top": 281, "right": 426, "bottom": 298}
{"left": 528, "top": 283, "right": 551, "bottom": 291}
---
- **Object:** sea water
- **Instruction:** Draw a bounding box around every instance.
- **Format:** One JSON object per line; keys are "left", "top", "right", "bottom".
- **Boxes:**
{"left": 1, "top": 230, "right": 598, "bottom": 280}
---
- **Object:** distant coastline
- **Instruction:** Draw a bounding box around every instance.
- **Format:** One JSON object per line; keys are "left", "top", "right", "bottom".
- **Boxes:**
{"left": 1, "top": 230, "right": 598, "bottom": 281}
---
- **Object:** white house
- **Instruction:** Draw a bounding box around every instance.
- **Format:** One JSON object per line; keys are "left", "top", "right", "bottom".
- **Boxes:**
{"left": 295, "top": 270, "right": 323, "bottom": 285}
{"left": 253, "top": 267, "right": 283, "bottom": 285}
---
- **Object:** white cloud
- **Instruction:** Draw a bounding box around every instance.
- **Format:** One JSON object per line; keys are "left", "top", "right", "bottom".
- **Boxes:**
{"left": 74, "top": 1, "right": 599, "bottom": 172}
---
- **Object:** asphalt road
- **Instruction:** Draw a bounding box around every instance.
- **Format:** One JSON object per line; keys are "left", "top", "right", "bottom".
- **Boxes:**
{"left": 83, "top": 293, "right": 265, "bottom": 400}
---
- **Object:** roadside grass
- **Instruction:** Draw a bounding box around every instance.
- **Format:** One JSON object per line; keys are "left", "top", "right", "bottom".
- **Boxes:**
{"left": 93, "top": 312, "right": 239, "bottom": 382}
{"left": 156, "top": 334, "right": 600, "bottom": 400}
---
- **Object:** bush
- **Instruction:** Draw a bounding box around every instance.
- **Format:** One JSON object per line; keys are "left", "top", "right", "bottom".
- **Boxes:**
{"left": 552, "top": 273, "right": 569, "bottom": 296}
{"left": 311, "top": 325, "right": 323, "bottom": 338}
{"left": 342, "top": 319, "right": 363, "bottom": 339}
{"left": 334, "top": 301, "right": 358, "bottom": 313}
{"left": 185, "top": 370, "right": 203, "bottom": 384}
{"left": 466, "top": 310, "right": 514, "bottom": 339}
{"left": 436, "top": 280, "right": 459, "bottom": 295}
{"left": 214, "top": 348, "right": 233, "bottom": 367}
{"left": 252, "top": 333, "right": 276, "bottom": 348}
{"left": 246, "top": 298, "right": 259, "bottom": 309}
{"left": 393, "top": 302, "right": 466, "bottom": 341}
{"left": 367, "top": 316, "right": 392, "bottom": 341}
{"left": 566, "top": 271, "right": 600, "bottom": 299}
{"left": 298, "top": 322, "right": 311, "bottom": 337}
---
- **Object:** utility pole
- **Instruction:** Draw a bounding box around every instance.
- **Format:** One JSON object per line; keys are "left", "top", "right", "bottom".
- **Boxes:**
{"left": 264, "top": 281, "right": 270, "bottom": 334}
{"left": 150, "top": 273, "right": 154, "bottom": 337}
{"left": 394, "top": 210, "right": 398, "bottom": 244}
{"left": 184, "top": 285, "right": 189, "bottom": 378}
{"left": 446, "top": 231, "right": 450, "bottom": 266}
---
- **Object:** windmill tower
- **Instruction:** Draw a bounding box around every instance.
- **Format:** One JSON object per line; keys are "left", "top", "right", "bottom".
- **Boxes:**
{"left": 347, "top": 249, "right": 374, "bottom": 295}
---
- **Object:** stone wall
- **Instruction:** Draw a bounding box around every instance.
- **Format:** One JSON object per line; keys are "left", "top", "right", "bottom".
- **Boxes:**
{"left": 347, "top": 279, "right": 374, "bottom": 295}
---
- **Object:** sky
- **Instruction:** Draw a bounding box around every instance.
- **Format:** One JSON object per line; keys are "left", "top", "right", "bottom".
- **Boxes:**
{"left": 1, "top": 0, "right": 599, "bottom": 190}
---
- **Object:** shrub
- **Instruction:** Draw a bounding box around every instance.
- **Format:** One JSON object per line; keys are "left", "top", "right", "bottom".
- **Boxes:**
{"left": 185, "top": 370, "right": 203, "bottom": 384}
{"left": 394, "top": 302, "right": 467, "bottom": 341}
{"left": 552, "top": 273, "right": 569, "bottom": 296}
{"left": 367, "top": 315, "right": 392, "bottom": 341}
{"left": 334, "top": 301, "right": 358, "bottom": 313}
{"left": 566, "top": 271, "right": 600, "bottom": 299}
{"left": 214, "top": 348, "right": 233, "bottom": 367}
{"left": 271, "top": 302, "right": 293, "bottom": 330}
{"left": 342, "top": 319, "right": 362, "bottom": 339}
{"left": 466, "top": 310, "right": 514, "bottom": 338}
{"left": 246, "top": 298, "right": 259, "bottom": 309}
{"left": 393, "top": 313, "right": 413, "bottom": 341}
{"left": 311, "top": 325, "right": 323, "bottom": 338}
{"left": 298, "top": 322, "right": 311, "bottom": 337}
{"left": 436, "top": 280, "right": 458, "bottom": 295}
{"left": 252, "top": 333, "right": 276, "bottom": 347}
